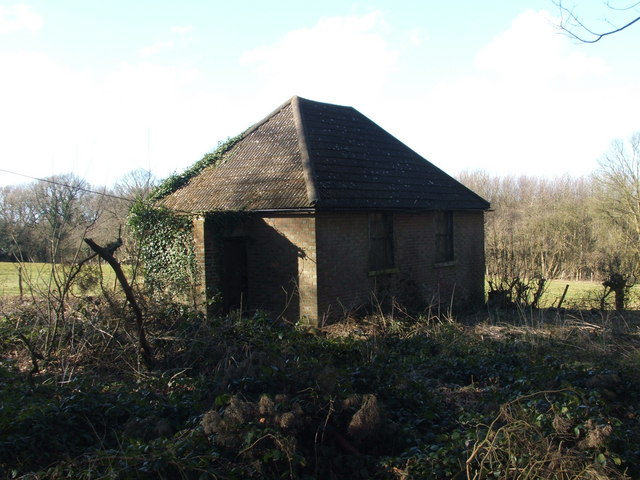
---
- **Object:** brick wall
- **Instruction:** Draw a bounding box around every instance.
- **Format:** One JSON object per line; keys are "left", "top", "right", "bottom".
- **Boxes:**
{"left": 193, "top": 210, "right": 485, "bottom": 323}
{"left": 451, "top": 211, "right": 486, "bottom": 305}
{"left": 192, "top": 215, "right": 219, "bottom": 312}
{"left": 395, "top": 211, "right": 486, "bottom": 309}
{"left": 193, "top": 213, "right": 318, "bottom": 321}
{"left": 314, "top": 211, "right": 485, "bottom": 322}
{"left": 316, "top": 212, "right": 371, "bottom": 323}
{"left": 192, "top": 216, "right": 206, "bottom": 306}
{"left": 248, "top": 215, "right": 318, "bottom": 322}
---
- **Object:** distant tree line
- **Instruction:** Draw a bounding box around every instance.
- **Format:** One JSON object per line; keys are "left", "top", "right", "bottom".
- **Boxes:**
{"left": 459, "top": 132, "right": 640, "bottom": 286}
{"left": 0, "top": 170, "right": 156, "bottom": 263}
{"left": 2, "top": 134, "right": 639, "bottom": 293}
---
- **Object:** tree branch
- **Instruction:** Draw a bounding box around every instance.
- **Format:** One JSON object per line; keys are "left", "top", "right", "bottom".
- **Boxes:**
{"left": 84, "top": 238, "right": 155, "bottom": 369}
{"left": 555, "top": 0, "right": 640, "bottom": 43}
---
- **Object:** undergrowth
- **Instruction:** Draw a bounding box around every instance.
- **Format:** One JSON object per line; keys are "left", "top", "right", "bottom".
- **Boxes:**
{"left": 1, "top": 301, "right": 639, "bottom": 479}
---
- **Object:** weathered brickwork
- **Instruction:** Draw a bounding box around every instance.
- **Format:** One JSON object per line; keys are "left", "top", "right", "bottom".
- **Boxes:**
{"left": 192, "top": 216, "right": 206, "bottom": 305}
{"left": 452, "top": 211, "right": 486, "bottom": 305}
{"left": 315, "top": 213, "right": 371, "bottom": 322}
{"left": 394, "top": 211, "right": 486, "bottom": 309}
{"left": 192, "top": 215, "right": 218, "bottom": 309}
{"left": 249, "top": 215, "right": 318, "bottom": 322}
{"left": 192, "top": 214, "right": 317, "bottom": 320}
{"left": 192, "top": 210, "right": 485, "bottom": 324}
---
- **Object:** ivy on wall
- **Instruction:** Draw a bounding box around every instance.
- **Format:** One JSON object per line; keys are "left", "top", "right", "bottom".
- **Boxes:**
{"left": 128, "top": 201, "right": 198, "bottom": 300}
{"left": 127, "top": 135, "right": 245, "bottom": 300}
{"left": 128, "top": 134, "right": 249, "bottom": 303}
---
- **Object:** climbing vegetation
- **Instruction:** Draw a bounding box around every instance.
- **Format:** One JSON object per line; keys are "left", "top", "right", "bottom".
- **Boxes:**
{"left": 128, "top": 200, "right": 198, "bottom": 301}
{"left": 149, "top": 134, "right": 243, "bottom": 202}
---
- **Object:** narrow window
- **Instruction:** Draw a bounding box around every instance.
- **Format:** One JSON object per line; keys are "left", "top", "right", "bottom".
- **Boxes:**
{"left": 369, "top": 212, "right": 394, "bottom": 271}
{"left": 435, "top": 211, "right": 454, "bottom": 263}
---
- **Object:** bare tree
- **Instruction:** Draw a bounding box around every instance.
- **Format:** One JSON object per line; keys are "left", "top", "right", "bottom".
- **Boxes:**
{"left": 0, "top": 184, "right": 43, "bottom": 261}
{"left": 595, "top": 132, "right": 640, "bottom": 245}
{"left": 555, "top": 0, "right": 640, "bottom": 43}
{"left": 591, "top": 133, "right": 640, "bottom": 309}
{"left": 113, "top": 169, "right": 157, "bottom": 201}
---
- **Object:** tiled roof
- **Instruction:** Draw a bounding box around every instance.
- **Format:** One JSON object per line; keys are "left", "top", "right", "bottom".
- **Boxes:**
{"left": 162, "top": 96, "right": 490, "bottom": 212}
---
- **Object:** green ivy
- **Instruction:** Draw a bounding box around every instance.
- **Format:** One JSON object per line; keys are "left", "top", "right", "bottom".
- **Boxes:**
{"left": 149, "top": 134, "right": 243, "bottom": 202}
{"left": 128, "top": 134, "right": 247, "bottom": 303}
{"left": 128, "top": 201, "right": 198, "bottom": 299}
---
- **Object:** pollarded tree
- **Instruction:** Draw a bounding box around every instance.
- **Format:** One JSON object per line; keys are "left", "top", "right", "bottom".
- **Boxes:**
{"left": 595, "top": 132, "right": 640, "bottom": 247}
{"left": 593, "top": 132, "right": 640, "bottom": 308}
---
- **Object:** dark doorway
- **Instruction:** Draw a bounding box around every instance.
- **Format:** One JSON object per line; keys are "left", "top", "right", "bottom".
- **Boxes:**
{"left": 222, "top": 238, "right": 248, "bottom": 312}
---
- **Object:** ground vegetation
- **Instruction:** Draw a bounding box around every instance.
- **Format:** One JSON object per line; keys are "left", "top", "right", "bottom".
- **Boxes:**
{"left": 0, "top": 296, "right": 638, "bottom": 479}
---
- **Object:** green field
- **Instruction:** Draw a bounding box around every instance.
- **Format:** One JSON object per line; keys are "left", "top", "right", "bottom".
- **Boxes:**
{"left": 0, "top": 262, "right": 53, "bottom": 297}
{"left": 0, "top": 261, "right": 125, "bottom": 297}
{"left": 544, "top": 279, "right": 603, "bottom": 307}
{"left": 3, "top": 261, "right": 636, "bottom": 309}
{"left": 544, "top": 278, "right": 639, "bottom": 309}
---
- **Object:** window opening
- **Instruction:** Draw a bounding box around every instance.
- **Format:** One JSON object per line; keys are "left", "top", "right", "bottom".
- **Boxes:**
{"left": 369, "top": 212, "right": 394, "bottom": 271}
{"left": 435, "top": 211, "right": 454, "bottom": 263}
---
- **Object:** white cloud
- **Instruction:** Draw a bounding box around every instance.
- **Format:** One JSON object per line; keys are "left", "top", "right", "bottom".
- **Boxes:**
{"left": 475, "top": 10, "right": 609, "bottom": 83}
{"left": 139, "top": 25, "right": 194, "bottom": 57}
{"left": 0, "top": 50, "right": 230, "bottom": 186}
{"left": 391, "top": 9, "right": 637, "bottom": 178}
{"left": 170, "top": 25, "right": 193, "bottom": 35}
{"left": 240, "top": 11, "right": 398, "bottom": 105}
{"left": 0, "top": 4, "right": 42, "bottom": 34}
{"left": 139, "top": 40, "right": 175, "bottom": 57}
{"left": 2, "top": 7, "right": 637, "bottom": 189}
{"left": 407, "top": 28, "right": 425, "bottom": 47}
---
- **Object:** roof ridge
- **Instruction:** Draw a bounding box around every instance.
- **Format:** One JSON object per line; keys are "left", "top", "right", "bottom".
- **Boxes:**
{"left": 291, "top": 96, "right": 319, "bottom": 206}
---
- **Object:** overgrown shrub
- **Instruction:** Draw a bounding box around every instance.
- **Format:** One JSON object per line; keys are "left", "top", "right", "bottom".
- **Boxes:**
{"left": 1, "top": 303, "right": 639, "bottom": 479}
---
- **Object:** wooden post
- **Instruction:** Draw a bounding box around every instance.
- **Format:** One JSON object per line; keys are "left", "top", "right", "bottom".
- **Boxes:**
{"left": 18, "top": 265, "right": 23, "bottom": 299}
{"left": 557, "top": 284, "right": 570, "bottom": 309}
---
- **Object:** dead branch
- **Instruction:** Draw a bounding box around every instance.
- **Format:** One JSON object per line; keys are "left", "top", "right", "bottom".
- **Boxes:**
{"left": 84, "top": 238, "right": 154, "bottom": 369}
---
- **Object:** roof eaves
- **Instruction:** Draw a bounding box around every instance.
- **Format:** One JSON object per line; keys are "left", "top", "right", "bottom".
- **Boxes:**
{"left": 291, "top": 96, "right": 319, "bottom": 206}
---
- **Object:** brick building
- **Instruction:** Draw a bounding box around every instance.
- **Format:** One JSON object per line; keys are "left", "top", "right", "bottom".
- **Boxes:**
{"left": 162, "top": 96, "right": 490, "bottom": 325}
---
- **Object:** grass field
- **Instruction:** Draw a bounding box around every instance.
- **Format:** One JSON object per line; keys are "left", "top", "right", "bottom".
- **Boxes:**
{"left": 544, "top": 278, "right": 639, "bottom": 309}
{"left": 544, "top": 279, "right": 603, "bottom": 307}
{"left": 3, "top": 261, "right": 637, "bottom": 309}
{"left": 0, "top": 262, "right": 53, "bottom": 297}
{"left": 0, "top": 261, "right": 124, "bottom": 297}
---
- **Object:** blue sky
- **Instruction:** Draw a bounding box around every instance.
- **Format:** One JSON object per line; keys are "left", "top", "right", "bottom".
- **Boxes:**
{"left": 1, "top": 0, "right": 639, "bottom": 187}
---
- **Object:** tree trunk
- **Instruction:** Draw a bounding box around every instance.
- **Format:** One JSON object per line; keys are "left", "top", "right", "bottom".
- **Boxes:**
{"left": 84, "top": 238, "right": 155, "bottom": 369}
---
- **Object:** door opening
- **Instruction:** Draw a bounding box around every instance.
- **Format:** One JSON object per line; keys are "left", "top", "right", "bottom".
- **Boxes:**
{"left": 222, "top": 238, "right": 248, "bottom": 312}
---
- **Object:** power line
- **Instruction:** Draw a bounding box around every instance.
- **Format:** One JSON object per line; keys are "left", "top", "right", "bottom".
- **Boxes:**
{"left": 0, "top": 168, "right": 135, "bottom": 202}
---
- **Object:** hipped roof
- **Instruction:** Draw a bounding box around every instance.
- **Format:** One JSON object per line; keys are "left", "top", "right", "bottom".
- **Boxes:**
{"left": 162, "top": 96, "right": 490, "bottom": 212}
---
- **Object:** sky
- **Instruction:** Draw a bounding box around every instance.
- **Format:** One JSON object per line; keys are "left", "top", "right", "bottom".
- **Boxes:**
{"left": 1, "top": 0, "right": 639, "bottom": 188}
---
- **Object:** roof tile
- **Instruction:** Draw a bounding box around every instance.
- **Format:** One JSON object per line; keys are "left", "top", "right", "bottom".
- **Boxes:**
{"left": 162, "top": 96, "right": 490, "bottom": 212}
